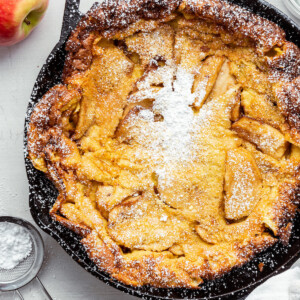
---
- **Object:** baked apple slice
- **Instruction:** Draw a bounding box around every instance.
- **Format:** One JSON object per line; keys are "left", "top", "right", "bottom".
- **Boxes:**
{"left": 224, "top": 148, "right": 262, "bottom": 220}
{"left": 108, "top": 193, "right": 188, "bottom": 251}
{"left": 232, "top": 117, "right": 288, "bottom": 159}
{"left": 192, "top": 56, "right": 225, "bottom": 109}
{"left": 241, "top": 89, "right": 285, "bottom": 129}
{"left": 206, "top": 59, "right": 236, "bottom": 101}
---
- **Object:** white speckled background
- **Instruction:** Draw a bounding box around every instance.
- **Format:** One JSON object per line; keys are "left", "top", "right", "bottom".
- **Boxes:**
{"left": 0, "top": 0, "right": 299, "bottom": 299}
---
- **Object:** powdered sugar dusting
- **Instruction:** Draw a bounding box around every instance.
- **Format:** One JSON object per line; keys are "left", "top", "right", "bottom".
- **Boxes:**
{"left": 135, "top": 65, "right": 196, "bottom": 162}
{"left": 0, "top": 223, "right": 32, "bottom": 270}
{"left": 125, "top": 64, "right": 214, "bottom": 187}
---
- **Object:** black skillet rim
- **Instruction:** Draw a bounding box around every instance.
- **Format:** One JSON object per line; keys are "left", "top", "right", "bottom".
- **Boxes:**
{"left": 24, "top": 0, "right": 300, "bottom": 299}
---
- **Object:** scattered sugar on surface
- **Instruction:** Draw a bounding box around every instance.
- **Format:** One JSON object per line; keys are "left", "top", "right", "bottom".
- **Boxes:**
{"left": 0, "top": 222, "right": 32, "bottom": 270}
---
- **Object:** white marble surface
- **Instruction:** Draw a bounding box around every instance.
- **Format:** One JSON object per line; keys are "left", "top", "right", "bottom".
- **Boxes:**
{"left": 0, "top": 0, "right": 299, "bottom": 299}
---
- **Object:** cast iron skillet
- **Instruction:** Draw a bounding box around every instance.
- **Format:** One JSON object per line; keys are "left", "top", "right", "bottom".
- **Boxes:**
{"left": 24, "top": 1, "right": 300, "bottom": 299}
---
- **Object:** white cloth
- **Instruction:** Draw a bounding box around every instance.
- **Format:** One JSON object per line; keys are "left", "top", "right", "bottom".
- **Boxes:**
{"left": 246, "top": 267, "right": 300, "bottom": 300}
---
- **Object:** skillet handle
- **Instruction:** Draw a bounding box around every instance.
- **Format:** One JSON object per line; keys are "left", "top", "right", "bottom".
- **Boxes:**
{"left": 60, "top": 0, "right": 82, "bottom": 41}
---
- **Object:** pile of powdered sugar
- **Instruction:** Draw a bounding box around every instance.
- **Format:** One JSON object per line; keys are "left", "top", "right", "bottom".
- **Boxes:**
{"left": 0, "top": 222, "right": 32, "bottom": 270}
{"left": 128, "top": 65, "right": 199, "bottom": 163}
{"left": 126, "top": 64, "right": 215, "bottom": 187}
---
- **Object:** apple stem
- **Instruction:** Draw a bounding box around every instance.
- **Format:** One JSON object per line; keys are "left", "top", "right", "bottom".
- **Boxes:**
{"left": 24, "top": 18, "right": 31, "bottom": 26}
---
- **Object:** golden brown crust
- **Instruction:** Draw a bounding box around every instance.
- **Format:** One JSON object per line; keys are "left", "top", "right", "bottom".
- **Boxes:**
{"left": 62, "top": 0, "right": 299, "bottom": 80}
{"left": 28, "top": 0, "right": 300, "bottom": 289}
{"left": 63, "top": 0, "right": 181, "bottom": 80}
{"left": 28, "top": 85, "right": 81, "bottom": 153}
{"left": 179, "top": 0, "right": 285, "bottom": 52}
{"left": 276, "top": 77, "right": 300, "bottom": 132}
{"left": 81, "top": 231, "right": 276, "bottom": 288}
{"left": 264, "top": 42, "right": 300, "bottom": 79}
{"left": 271, "top": 180, "right": 300, "bottom": 243}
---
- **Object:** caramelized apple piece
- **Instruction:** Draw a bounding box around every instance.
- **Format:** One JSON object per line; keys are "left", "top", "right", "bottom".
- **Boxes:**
{"left": 230, "top": 60, "right": 272, "bottom": 94}
{"left": 207, "top": 59, "right": 236, "bottom": 101}
{"left": 192, "top": 56, "right": 225, "bottom": 109}
{"left": 231, "top": 100, "right": 241, "bottom": 122}
{"left": 232, "top": 117, "right": 288, "bottom": 159}
{"left": 195, "top": 221, "right": 224, "bottom": 244}
{"left": 241, "top": 89, "right": 285, "bottom": 129}
{"left": 169, "top": 244, "right": 184, "bottom": 256}
{"left": 224, "top": 148, "right": 262, "bottom": 220}
{"left": 96, "top": 185, "right": 135, "bottom": 212}
{"left": 242, "top": 141, "right": 280, "bottom": 174}
{"left": 73, "top": 91, "right": 96, "bottom": 140}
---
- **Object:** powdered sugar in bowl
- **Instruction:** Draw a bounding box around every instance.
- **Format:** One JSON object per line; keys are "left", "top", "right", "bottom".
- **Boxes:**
{"left": 0, "top": 222, "right": 32, "bottom": 270}
{"left": 0, "top": 216, "right": 52, "bottom": 299}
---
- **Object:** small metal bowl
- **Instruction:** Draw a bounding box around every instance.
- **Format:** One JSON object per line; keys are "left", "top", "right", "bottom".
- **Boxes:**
{"left": 0, "top": 216, "right": 44, "bottom": 292}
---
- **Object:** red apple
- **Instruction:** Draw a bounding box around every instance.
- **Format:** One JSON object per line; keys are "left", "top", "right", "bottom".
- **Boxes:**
{"left": 0, "top": 0, "right": 49, "bottom": 46}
